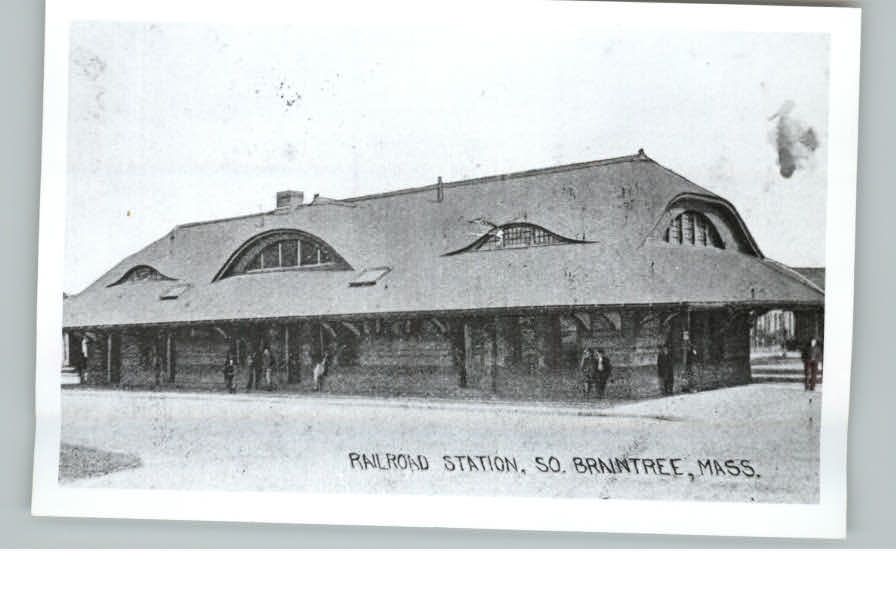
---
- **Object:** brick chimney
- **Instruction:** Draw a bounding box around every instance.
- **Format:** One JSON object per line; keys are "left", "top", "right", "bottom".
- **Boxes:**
{"left": 276, "top": 190, "right": 304, "bottom": 211}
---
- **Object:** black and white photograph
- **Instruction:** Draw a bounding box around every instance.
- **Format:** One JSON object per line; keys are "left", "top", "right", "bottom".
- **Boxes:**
{"left": 32, "top": 0, "right": 860, "bottom": 537}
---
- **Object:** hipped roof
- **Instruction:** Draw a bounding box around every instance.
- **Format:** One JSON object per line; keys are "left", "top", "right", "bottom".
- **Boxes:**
{"left": 63, "top": 153, "right": 824, "bottom": 329}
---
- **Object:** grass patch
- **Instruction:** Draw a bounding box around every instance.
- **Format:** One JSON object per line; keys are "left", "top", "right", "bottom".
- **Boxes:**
{"left": 58, "top": 443, "right": 142, "bottom": 483}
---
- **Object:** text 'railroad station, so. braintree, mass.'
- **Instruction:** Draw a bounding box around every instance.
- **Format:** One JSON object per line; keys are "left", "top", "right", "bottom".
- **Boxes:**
{"left": 61, "top": 150, "right": 824, "bottom": 400}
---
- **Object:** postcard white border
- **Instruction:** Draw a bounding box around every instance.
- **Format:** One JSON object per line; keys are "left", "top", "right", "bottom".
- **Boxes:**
{"left": 32, "top": 0, "right": 861, "bottom": 538}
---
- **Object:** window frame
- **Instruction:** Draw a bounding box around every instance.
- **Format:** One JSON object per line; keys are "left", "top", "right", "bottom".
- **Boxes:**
{"left": 107, "top": 265, "right": 176, "bottom": 287}
{"left": 663, "top": 211, "right": 725, "bottom": 250}
{"left": 460, "top": 222, "right": 583, "bottom": 254}
{"left": 215, "top": 229, "right": 350, "bottom": 281}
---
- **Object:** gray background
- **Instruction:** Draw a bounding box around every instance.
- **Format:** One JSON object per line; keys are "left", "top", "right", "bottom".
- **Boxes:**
{"left": 2, "top": 0, "right": 892, "bottom": 547}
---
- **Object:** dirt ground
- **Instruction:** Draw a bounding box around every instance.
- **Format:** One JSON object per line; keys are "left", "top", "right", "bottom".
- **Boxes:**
{"left": 59, "top": 383, "right": 821, "bottom": 503}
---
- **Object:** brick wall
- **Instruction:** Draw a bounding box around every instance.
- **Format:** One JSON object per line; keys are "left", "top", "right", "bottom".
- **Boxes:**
{"left": 174, "top": 328, "right": 232, "bottom": 387}
{"left": 83, "top": 336, "right": 107, "bottom": 385}
{"left": 319, "top": 319, "right": 458, "bottom": 395}
{"left": 119, "top": 332, "right": 157, "bottom": 387}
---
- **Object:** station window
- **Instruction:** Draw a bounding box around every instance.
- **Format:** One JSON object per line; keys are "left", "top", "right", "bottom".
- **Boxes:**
{"left": 246, "top": 238, "right": 339, "bottom": 271}
{"left": 461, "top": 223, "right": 581, "bottom": 253}
{"left": 664, "top": 211, "right": 724, "bottom": 249}
{"left": 217, "top": 229, "right": 350, "bottom": 280}
{"left": 107, "top": 265, "right": 175, "bottom": 287}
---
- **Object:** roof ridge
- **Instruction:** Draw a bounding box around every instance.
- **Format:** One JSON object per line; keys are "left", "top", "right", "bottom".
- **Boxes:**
{"left": 176, "top": 210, "right": 273, "bottom": 230}
{"left": 339, "top": 152, "right": 649, "bottom": 203}
{"left": 168, "top": 152, "right": 652, "bottom": 231}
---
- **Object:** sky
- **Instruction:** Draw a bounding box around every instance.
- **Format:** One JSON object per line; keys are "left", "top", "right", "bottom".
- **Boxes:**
{"left": 64, "top": 18, "right": 830, "bottom": 294}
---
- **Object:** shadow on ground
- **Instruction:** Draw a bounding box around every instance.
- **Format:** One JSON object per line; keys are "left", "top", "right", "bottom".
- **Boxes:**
{"left": 58, "top": 443, "right": 142, "bottom": 483}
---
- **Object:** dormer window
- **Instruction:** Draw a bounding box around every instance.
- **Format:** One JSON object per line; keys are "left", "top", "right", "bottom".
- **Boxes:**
{"left": 245, "top": 237, "right": 334, "bottom": 271}
{"left": 107, "top": 265, "right": 176, "bottom": 287}
{"left": 447, "top": 222, "right": 583, "bottom": 256}
{"left": 664, "top": 211, "right": 725, "bottom": 249}
{"left": 215, "top": 229, "right": 350, "bottom": 280}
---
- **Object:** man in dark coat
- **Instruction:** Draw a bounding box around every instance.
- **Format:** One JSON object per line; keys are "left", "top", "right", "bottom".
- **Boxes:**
{"left": 73, "top": 347, "right": 86, "bottom": 385}
{"left": 657, "top": 345, "right": 674, "bottom": 395}
{"left": 803, "top": 337, "right": 823, "bottom": 391}
{"left": 261, "top": 346, "right": 275, "bottom": 391}
{"left": 594, "top": 348, "right": 612, "bottom": 400}
{"left": 580, "top": 348, "right": 598, "bottom": 398}
{"left": 245, "top": 349, "right": 257, "bottom": 391}
{"left": 223, "top": 354, "right": 237, "bottom": 394}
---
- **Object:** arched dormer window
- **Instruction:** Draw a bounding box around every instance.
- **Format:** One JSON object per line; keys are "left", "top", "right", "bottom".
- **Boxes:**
{"left": 215, "top": 229, "right": 350, "bottom": 280}
{"left": 664, "top": 211, "right": 725, "bottom": 249}
{"left": 107, "top": 265, "right": 176, "bottom": 287}
{"left": 447, "top": 222, "right": 584, "bottom": 255}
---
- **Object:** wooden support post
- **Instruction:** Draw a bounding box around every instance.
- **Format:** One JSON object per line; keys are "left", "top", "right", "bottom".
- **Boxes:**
{"left": 682, "top": 306, "right": 694, "bottom": 391}
{"left": 495, "top": 315, "right": 521, "bottom": 368}
{"left": 293, "top": 322, "right": 303, "bottom": 383}
{"left": 463, "top": 322, "right": 473, "bottom": 386}
{"left": 536, "top": 314, "right": 560, "bottom": 371}
{"left": 106, "top": 332, "right": 113, "bottom": 384}
{"left": 489, "top": 318, "right": 498, "bottom": 393}
{"left": 700, "top": 311, "right": 711, "bottom": 362}
{"left": 283, "top": 324, "right": 290, "bottom": 383}
{"left": 166, "top": 331, "right": 174, "bottom": 383}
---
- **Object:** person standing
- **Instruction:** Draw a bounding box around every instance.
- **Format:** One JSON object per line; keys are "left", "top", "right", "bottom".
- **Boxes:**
{"left": 804, "top": 337, "right": 823, "bottom": 391}
{"left": 223, "top": 354, "right": 237, "bottom": 394}
{"left": 684, "top": 345, "right": 699, "bottom": 392}
{"left": 245, "top": 348, "right": 257, "bottom": 391}
{"left": 74, "top": 346, "right": 86, "bottom": 385}
{"left": 594, "top": 348, "right": 612, "bottom": 400}
{"left": 313, "top": 351, "right": 331, "bottom": 392}
{"left": 580, "top": 348, "right": 598, "bottom": 399}
{"left": 657, "top": 345, "right": 674, "bottom": 395}
{"left": 261, "top": 346, "right": 275, "bottom": 391}
{"left": 452, "top": 344, "right": 467, "bottom": 388}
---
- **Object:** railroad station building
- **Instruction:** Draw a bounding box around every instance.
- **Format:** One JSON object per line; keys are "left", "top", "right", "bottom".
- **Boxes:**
{"left": 62, "top": 151, "right": 825, "bottom": 399}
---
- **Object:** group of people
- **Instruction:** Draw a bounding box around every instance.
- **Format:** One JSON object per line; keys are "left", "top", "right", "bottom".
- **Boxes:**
{"left": 222, "top": 346, "right": 333, "bottom": 394}
{"left": 579, "top": 345, "right": 681, "bottom": 400}
{"left": 579, "top": 348, "right": 612, "bottom": 400}
{"left": 222, "top": 346, "right": 278, "bottom": 394}
{"left": 220, "top": 337, "right": 824, "bottom": 398}
{"left": 579, "top": 345, "right": 690, "bottom": 400}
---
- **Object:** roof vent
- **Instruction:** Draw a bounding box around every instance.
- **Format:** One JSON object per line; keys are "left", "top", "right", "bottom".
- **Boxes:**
{"left": 276, "top": 190, "right": 304, "bottom": 211}
{"left": 160, "top": 283, "right": 190, "bottom": 300}
{"left": 349, "top": 267, "right": 392, "bottom": 287}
